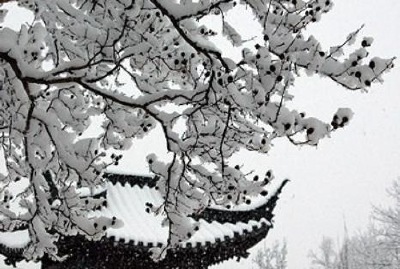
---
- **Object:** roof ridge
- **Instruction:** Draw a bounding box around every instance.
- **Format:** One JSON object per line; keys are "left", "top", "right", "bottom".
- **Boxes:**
{"left": 104, "top": 173, "right": 159, "bottom": 188}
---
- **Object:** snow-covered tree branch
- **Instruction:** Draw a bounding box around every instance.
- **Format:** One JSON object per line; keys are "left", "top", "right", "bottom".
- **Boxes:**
{"left": 0, "top": 0, "right": 394, "bottom": 262}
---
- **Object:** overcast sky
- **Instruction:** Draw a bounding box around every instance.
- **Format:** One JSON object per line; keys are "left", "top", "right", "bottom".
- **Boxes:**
{"left": 1, "top": 1, "right": 400, "bottom": 268}
{"left": 212, "top": 1, "right": 400, "bottom": 268}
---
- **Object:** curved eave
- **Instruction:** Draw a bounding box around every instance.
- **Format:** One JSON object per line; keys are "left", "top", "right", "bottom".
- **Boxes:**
{"left": 206, "top": 220, "right": 272, "bottom": 268}
{"left": 100, "top": 178, "right": 289, "bottom": 246}
{"left": 0, "top": 243, "right": 25, "bottom": 266}
{"left": 106, "top": 217, "right": 272, "bottom": 249}
{"left": 193, "top": 179, "right": 289, "bottom": 224}
{"left": 0, "top": 222, "right": 30, "bottom": 264}
{"left": 43, "top": 219, "right": 273, "bottom": 269}
{"left": 1, "top": 173, "right": 288, "bottom": 269}
{"left": 102, "top": 172, "right": 289, "bottom": 224}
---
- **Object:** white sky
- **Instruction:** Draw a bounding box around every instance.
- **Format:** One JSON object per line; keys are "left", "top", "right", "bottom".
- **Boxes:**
{"left": 212, "top": 1, "right": 400, "bottom": 268}
{"left": 1, "top": 1, "right": 400, "bottom": 268}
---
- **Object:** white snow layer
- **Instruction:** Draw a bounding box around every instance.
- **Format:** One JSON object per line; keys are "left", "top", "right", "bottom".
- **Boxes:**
{"left": 0, "top": 179, "right": 274, "bottom": 248}
{"left": 0, "top": 230, "right": 30, "bottom": 248}
{"left": 102, "top": 182, "right": 272, "bottom": 246}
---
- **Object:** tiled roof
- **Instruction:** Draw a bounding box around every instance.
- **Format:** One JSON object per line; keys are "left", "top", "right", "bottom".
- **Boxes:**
{"left": 0, "top": 230, "right": 28, "bottom": 266}
{"left": 0, "top": 173, "right": 287, "bottom": 268}
{"left": 100, "top": 178, "right": 277, "bottom": 247}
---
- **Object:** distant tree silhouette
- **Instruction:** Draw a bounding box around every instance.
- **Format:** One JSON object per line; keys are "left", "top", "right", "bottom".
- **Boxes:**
{"left": 253, "top": 240, "right": 287, "bottom": 269}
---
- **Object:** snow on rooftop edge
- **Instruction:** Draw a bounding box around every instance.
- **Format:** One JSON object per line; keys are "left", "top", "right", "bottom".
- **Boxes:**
{"left": 0, "top": 174, "right": 282, "bottom": 249}
{"left": 102, "top": 182, "right": 273, "bottom": 246}
{"left": 0, "top": 230, "right": 30, "bottom": 249}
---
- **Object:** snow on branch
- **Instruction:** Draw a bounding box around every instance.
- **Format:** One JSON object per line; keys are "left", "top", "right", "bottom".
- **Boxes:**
{"left": 0, "top": 0, "right": 395, "bottom": 263}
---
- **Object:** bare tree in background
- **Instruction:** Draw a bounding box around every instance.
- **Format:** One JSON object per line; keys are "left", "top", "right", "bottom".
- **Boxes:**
{"left": 310, "top": 225, "right": 400, "bottom": 269}
{"left": 309, "top": 180, "right": 400, "bottom": 269}
{"left": 309, "top": 237, "right": 338, "bottom": 269}
{"left": 0, "top": 0, "right": 394, "bottom": 263}
{"left": 375, "top": 180, "right": 400, "bottom": 247}
{"left": 373, "top": 178, "right": 400, "bottom": 267}
{"left": 348, "top": 224, "right": 400, "bottom": 269}
{"left": 253, "top": 240, "right": 287, "bottom": 269}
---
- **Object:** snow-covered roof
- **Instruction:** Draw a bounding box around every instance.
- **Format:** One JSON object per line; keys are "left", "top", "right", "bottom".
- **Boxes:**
{"left": 0, "top": 173, "right": 287, "bottom": 268}
{"left": 0, "top": 230, "right": 28, "bottom": 266}
{"left": 0, "top": 230, "right": 30, "bottom": 249}
{"left": 101, "top": 180, "right": 272, "bottom": 247}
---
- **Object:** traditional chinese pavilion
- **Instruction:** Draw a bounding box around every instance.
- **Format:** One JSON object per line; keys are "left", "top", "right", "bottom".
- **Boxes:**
{"left": 0, "top": 173, "right": 287, "bottom": 268}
